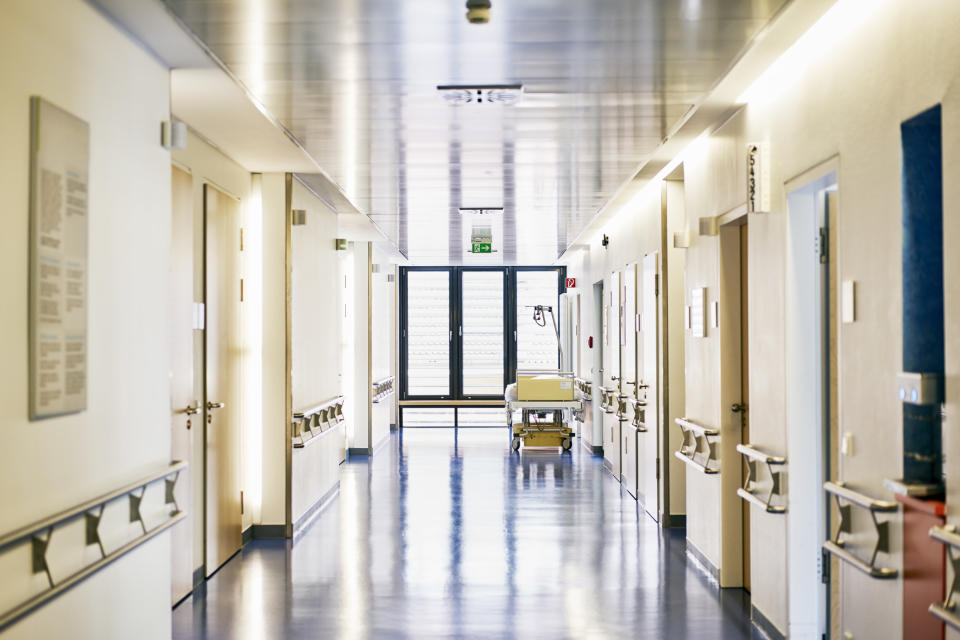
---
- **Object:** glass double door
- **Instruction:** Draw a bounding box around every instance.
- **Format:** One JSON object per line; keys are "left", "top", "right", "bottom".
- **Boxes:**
{"left": 401, "top": 267, "right": 563, "bottom": 401}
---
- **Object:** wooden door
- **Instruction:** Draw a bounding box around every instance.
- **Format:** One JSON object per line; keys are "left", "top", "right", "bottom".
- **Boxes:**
{"left": 170, "top": 166, "right": 196, "bottom": 603}
{"left": 204, "top": 184, "right": 243, "bottom": 575}
{"left": 640, "top": 253, "right": 660, "bottom": 519}
{"left": 740, "top": 224, "right": 751, "bottom": 591}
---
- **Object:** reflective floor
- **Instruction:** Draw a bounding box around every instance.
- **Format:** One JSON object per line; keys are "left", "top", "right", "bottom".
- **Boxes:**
{"left": 173, "top": 429, "right": 754, "bottom": 639}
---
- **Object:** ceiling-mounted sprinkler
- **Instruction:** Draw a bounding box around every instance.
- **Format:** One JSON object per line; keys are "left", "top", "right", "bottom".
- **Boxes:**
{"left": 466, "top": 0, "right": 491, "bottom": 24}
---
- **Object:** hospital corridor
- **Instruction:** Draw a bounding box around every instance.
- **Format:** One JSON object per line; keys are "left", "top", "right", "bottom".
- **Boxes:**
{"left": 1, "top": 1, "right": 959, "bottom": 639}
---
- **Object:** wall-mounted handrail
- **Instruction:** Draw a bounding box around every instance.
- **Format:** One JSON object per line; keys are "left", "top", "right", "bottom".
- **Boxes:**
{"left": 824, "top": 481, "right": 898, "bottom": 512}
{"left": 675, "top": 417, "right": 719, "bottom": 437}
{"left": 736, "top": 444, "right": 786, "bottom": 465}
{"left": 0, "top": 460, "right": 186, "bottom": 552}
{"left": 674, "top": 450, "right": 719, "bottom": 474}
{"left": 0, "top": 462, "right": 186, "bottom": 631}
{"left": 372, "top": 376, "right": 395, "bottom": 404}
{"left": 736, "top": 444, "right": 786, "bottom": 514}
{"left": 822, "top": 481, "right": 898, "bottom": 579}
{"left": 674, "top": 417, "right": 720, "bottom": 473}
{"left": 632, "top": 399, "right": 647, "bottom": 432}
{"left": 293, "top": 395, "right": 344, "bottom": 420}
{"left": 928, "top": 525, "right": 960, "bottom": 630}
{"left": 822, "top": 540, "right": 897, "bottom": 579}
{"left": 574, "top": 377, "right": 592, "bottom": 401}
{"left": 293, "top": 395, "right": 345, "bottom": 447}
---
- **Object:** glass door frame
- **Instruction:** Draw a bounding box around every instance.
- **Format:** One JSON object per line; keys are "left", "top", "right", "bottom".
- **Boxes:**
{"left": 458, "top": 266, "right": 511, "bottom": 401}
{"left": 398, "top": 266, "right": 455, "bottom": 400}
{"left": 399, "top": 266, "right": 566, "bottom": 402}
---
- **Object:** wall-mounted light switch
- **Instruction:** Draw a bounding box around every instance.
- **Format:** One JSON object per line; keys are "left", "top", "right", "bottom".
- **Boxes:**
{"left": 842, "top": 280, "right": 856, "bottom": 323}
{"left": 841, "top": 432, "right": 854, "bottom": 457}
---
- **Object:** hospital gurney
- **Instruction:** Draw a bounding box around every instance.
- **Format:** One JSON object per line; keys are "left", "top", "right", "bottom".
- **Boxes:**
{"left": 505, "top": 371, "right": 582, "bottom": 452}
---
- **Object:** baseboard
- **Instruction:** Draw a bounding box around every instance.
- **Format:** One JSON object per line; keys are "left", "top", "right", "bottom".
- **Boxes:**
{"left": 661, "top": 513, "right": 686, "bottom": 528}
{"left": 578, "top": 439, "right": 603, "bottom": 456}
{"left": 242, "top": 526, "right": 253, "bottom": 545}
{"left": 242, "top": 524, "right": 287, "bottom": 541}
{"left": 390, "top": 423, "right": 398, "bottom": 431}
{"left": 293, "top": 481, "right": 340, "bottom": 542}
{"left": 686, "top": 538, "right": 720, "bottom": 586}
{"left": 347, "top": 447, "right": 370, "bottom": 457}
{"left": 751, "top": 604, "right": 786, "bottom": 640}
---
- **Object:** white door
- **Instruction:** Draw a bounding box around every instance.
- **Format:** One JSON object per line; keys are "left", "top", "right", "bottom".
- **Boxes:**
{"left": 603, "top": 271, "right": 621, "bottom": 478}
{"left": 621, "top": 265, "right": 639, "bottom": 497}
{"left": 639, "top": 253, "right": 660, "bottom": 519}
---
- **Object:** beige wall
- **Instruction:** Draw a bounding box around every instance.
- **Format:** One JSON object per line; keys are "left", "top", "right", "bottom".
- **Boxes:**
{"left": 0, "top": 0, "right": 172, "bottom": 637}
{"left": 260, "top": 173, "right": 289, "bottom": 527}
{"left": 289, "top": 179, "right": 345, "bottom": 521}
{"left": 291, "top": 181, "right": 343, "bottom": 409}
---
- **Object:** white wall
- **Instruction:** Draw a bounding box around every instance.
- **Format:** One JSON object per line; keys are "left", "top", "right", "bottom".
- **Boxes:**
{"left": 370, "top": 245, "right": 394, "bottom": 450}
{"left": 0, "top": 0, "right": 172, "bottom": 637}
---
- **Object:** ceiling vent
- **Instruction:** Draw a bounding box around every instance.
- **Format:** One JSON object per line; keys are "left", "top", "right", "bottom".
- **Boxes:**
{"left": 438, "top": 84, "right": 523, "bottom": 106}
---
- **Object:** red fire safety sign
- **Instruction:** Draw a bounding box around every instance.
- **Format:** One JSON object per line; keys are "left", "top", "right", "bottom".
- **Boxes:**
{"left": 565, "top": 277, "right": 576, "bottom": 288}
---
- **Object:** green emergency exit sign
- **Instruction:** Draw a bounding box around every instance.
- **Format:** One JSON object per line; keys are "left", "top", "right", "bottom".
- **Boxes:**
{"left": 471, "top": 241, "right": 492, "bottom": 254}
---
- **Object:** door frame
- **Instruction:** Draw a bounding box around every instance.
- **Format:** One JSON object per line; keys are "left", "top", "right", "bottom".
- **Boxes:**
{"left": 785, "top": 157, "right": 839, "bottom": 638}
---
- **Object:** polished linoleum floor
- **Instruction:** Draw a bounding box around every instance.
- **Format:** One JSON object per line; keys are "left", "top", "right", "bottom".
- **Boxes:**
{"left": 173, "top": 429, "right": 753, "bottom": 639}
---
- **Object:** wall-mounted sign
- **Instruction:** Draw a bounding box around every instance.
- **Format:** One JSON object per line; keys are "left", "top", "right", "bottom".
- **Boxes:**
{"left": 470, "top": 241, "right": 492, "bottom": 253}
{"left": 29, "top": 97, "right": 89, "bottom": 419}
{"left": 470, "top": 223, "right": 492, "bottom": 254}
{"left": 565, "top": 277, "right": 576, "bottom": 288}
{"left": 690, "top": 287, "right": 706, "bottom": 338}
{"left": 746, "top": 141, "right": 770, "bottom": 213}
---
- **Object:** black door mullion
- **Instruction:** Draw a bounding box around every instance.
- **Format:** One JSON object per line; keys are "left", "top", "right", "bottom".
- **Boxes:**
{"left": 450, "top": 268, "right": 460, "bottom": 400}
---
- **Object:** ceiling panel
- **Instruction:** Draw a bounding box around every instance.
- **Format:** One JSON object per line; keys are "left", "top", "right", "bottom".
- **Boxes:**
{"left": 163, "top": 0, "right": 788, "bottom": 264}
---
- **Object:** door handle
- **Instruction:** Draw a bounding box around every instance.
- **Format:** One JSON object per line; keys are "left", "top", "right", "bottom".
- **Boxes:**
{"left": 731, "top": 403, "right": 747, "bottom": 413}
{"left": 207, "top": 401, "right": 225, "bottom": 410}
{"left": 180, "top": 404, "right": 200, "bottom": 429}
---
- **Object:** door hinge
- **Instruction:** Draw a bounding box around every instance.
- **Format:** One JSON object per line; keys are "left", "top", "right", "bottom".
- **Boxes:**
{"left": 654, "top": 273, "right": 660, "bottom": 296}
{"left": 240, "top": 490, "right": 244, "bottom": 515}
{"left": 656, "top": 457, "right": 661, "bottom": 479}
{"left": 820, "top": 548, "right": 830, "bottom": 584}
{"left": 240, "top": 228, "right": 244, "bottom": 251}
{"left": 818, "top": 227, "right": 828, "bottom": 264}
{"left": 240, "top": 278, "right": 244, "bottom": 302}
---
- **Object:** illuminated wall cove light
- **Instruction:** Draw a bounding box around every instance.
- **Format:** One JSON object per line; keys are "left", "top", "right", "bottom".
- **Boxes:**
{"left": 438, "top": 84, "right": 523, "bottom": 106}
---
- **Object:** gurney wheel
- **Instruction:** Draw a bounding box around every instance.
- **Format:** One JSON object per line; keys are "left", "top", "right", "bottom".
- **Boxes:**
{"left": 561, "top": 437, "right": 572, "bottom": 452}
{"left": 512, "top": 437, "right": 521, "bottom": 451}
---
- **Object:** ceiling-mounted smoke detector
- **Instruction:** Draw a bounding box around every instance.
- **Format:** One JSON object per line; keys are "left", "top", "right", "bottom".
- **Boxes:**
{"left": 466, "top": 0, "right": 491, "bottom": 24}
{"left": 438, "top": 84, "right": 523, "bottom": 106}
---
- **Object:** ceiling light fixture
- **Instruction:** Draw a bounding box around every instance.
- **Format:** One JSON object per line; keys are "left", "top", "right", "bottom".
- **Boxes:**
{"left": 438, "top": 84, "right": 523, "bottom": 106}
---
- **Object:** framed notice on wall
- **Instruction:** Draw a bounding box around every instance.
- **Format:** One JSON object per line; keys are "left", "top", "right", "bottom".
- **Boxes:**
{"left": 29, "top": 97, "right": 89, "bottom": 420}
